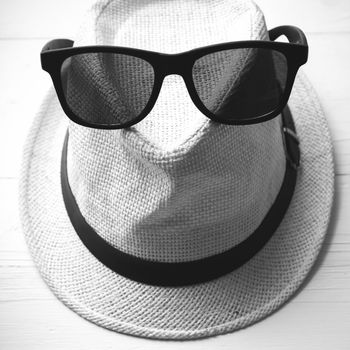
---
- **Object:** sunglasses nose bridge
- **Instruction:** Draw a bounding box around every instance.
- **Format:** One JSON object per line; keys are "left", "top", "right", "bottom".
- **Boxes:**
{"left": 160, "top": 53, "right": 188, "bottom": 77}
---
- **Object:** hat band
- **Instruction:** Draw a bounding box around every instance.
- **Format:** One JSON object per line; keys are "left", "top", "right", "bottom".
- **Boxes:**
{"left": 60, "top": 106, "right": 300, "bottom": 287}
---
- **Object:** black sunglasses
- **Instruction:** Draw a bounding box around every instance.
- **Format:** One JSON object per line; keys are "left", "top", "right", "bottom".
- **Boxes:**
{"left": 41, "top": 25, "right": 308, "bottom": 129}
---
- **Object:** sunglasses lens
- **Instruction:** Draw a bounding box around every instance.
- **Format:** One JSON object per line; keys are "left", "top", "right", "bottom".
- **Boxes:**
{"left": 192, "top": 48, "right": 288, "bottom": 121}
{"left": 60, "top": 53, "right": 155, "bottom": 127}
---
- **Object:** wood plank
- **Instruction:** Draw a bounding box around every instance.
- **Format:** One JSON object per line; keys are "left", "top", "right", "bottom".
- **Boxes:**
{"left": 302, "top": 32, "right": 350, "bottom": 176}
{"left": 0, "top": 39, "right": 51, "bottom": 179}
{"left": 0, "top": 0, "right": 95, "bottom": 39}
{"left": 0, "top": 297, "right": 349, "bottom": 349}
{"left": 0, "top": 0, "right": 350, "bottom": 39}
{"left": 257, "top": 0, "right": 350, "bottom": 33}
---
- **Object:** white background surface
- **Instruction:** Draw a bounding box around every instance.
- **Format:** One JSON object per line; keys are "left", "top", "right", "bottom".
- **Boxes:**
{"left": 0, "top": 0, "right": 349, "bottom": 349}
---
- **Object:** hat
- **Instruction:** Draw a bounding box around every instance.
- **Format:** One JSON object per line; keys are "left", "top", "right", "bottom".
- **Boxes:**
{"left": 19, "top": 0, "right": 335, "bottom": 340}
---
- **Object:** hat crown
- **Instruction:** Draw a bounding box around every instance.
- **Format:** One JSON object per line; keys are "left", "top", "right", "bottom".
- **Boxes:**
{"left": 67, "top": 0, "right": 287, "bottom": 262}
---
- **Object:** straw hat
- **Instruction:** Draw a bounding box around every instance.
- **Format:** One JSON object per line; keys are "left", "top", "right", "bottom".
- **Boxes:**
{"left": 19, "top": 0, "right": 334, "bottom": 340}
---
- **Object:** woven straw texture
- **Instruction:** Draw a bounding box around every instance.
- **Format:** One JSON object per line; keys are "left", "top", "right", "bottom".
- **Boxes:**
{"left": 67, "top": 0, "right": 286, "bottom": 263}
{"left": 19, "top": 0, "right": 334, "bottom": 340}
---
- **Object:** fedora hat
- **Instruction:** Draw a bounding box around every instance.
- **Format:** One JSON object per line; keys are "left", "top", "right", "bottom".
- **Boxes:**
{"left": 19, "top": 0, "right": 334, "bottom": 340}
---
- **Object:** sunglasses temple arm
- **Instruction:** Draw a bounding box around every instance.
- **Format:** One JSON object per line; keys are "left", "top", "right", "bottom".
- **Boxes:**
{"left": 41, "top": 39, "right": 74, "bottom": 53}
{"left": 268, "top": 26, "right": 308, "bottom": 47}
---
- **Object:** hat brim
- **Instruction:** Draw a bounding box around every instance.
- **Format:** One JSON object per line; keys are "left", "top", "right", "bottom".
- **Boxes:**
{"left": 19, "top": 70, "right": 334, "bottom": 339}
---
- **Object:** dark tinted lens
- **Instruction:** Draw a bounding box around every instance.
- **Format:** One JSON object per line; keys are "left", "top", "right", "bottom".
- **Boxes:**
{"left": 192, "top": 48, "right": 288, "bottom": 121}
{"left": 61, "top": 53, "right": 155, "bottom": 126}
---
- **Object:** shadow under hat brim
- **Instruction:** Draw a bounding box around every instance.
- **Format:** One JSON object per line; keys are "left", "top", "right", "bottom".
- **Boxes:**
{"left": 19, "top": 70, "right": 335, "bottom": 339}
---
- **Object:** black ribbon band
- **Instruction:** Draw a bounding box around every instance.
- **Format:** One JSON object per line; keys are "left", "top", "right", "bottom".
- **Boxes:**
{"left": 61, "top": 106, "right": 299, "bottom": 287}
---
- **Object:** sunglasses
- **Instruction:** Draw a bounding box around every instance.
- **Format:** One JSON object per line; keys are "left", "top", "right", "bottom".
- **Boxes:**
{"left": 41, "top": 25, "right": 308, "bottom": 129}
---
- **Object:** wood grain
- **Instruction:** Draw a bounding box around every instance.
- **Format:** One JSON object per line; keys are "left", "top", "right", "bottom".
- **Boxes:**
{"left": 1, "top": 0, "right": 349, "bottom": 349}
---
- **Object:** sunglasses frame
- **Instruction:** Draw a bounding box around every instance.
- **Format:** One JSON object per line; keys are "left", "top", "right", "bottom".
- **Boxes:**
{"left": 41, "top": 25, "right": 308, "bottom": 129}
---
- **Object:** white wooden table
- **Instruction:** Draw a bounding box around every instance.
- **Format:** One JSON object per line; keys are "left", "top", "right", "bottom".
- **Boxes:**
{"left": 1, "top": 1, "right": 349, "bottom": 349}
